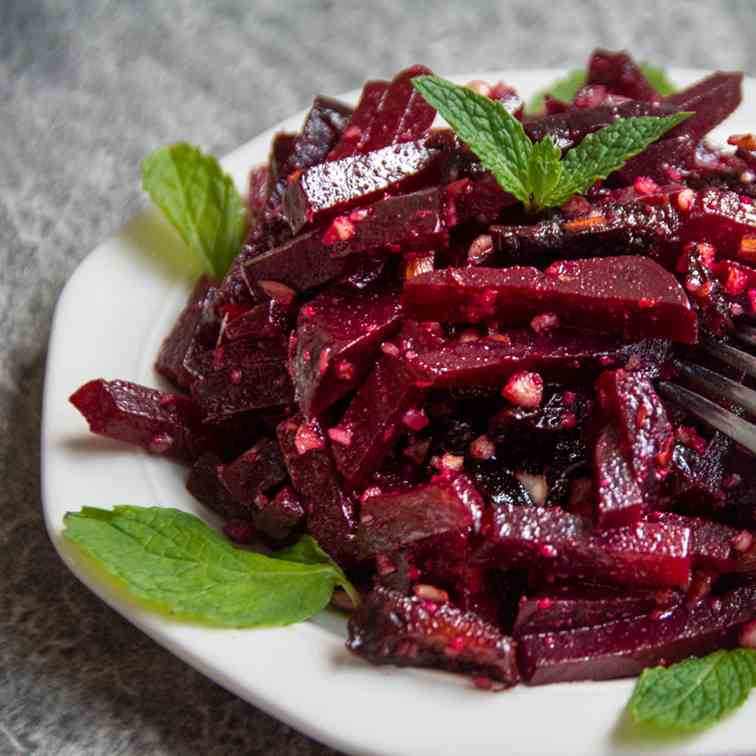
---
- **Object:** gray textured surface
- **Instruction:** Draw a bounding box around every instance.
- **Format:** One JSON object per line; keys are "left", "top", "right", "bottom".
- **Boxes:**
{"left": 2, "top": 1, "right": 755, "bottom": 753}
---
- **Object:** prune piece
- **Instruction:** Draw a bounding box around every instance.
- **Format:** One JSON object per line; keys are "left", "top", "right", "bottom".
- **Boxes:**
{"left": 329, "top": 66, "right": 436, "bottom": 160}
{"left": 407, "top": 330, "right": 656, "bottom": 389}
{"left": 277, "top": 415, "right": 357, "bottom": 561}
{"left": 402, "top": 257, "right": 697, "bottom": 343}
{"left": 514, "top": 584, "right": 681, "bottom": 636}
{"left": 70, "top": 379, "right": 209, "bottom": 462}
{"left": 668, "top": 430, "right": 731, "bottom": 511}
{"left": 517, "top": 585, "right": 756, "bottom": 684}
{"left": 190, "top": 338, "right": 293, "bottom": 422}
{"left": 524, "top": 100, "right": 681, "bottom": 149}
{"left": 445, "top": 175, "right": 516, "bottom": 227}
{"left": 587, "top": 49, "right": 659, "bottom": 101}
{"left": 490, "top": 191, "right": 683, "bottom": 264}
{"left": 491, "top": 388, "right": 592, "bottom": 436}
{"left": 665, "top": 72, "right": 743, "bottom": 144}
{"left": 347, "top": 587, "right": 519, "bottom": 687}
{"left": 594, "top": 368, "right": 673, "bottom": 526}
{"left": 470, "top": 460, "right": 535, "bottom": 509}
{"left": 292, "top": 283, "right": 402, "bottom": 416}
{"left": 254, "top": 485, "right": 305, "bottom": 541}
{"left": 332, "top": 355, "right": 423, "bottom": 489}
{"left": 186, "top": 452, "right": 246, "bottom": 519}
{"left": 155, "top": 276, "right": 215, "bottom": 390}
{"left": 283, "top": 139, "right": 441, "bottom": 233}
{"left": 594, "top": 424, "right": 644, "bottom": 528}
{"left": 266, "top": 96, "right": 353, "bottom": 210}
{"left": 357, "top": 474, "right": 484, "bottom": 557}
{"left": 328, "top": 80, "right": 389, "bottom": 160}
{"left": 680, "top": 188, "right": 756, "bottom": 258}
{"left": 217, "top": 436, "right": 287, "bottom": 508}
{"left": 475, "top": 504, "right": 692, "bottom": 589}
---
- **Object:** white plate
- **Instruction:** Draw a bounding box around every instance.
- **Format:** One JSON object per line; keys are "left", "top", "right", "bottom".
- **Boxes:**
{"left": 42, "top": 69, "right": 756, "bottom": 756}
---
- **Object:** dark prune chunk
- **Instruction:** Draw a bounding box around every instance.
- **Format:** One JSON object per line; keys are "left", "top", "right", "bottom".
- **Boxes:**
{"left": 347, "top": 587, "right": 519, "bottom": 687}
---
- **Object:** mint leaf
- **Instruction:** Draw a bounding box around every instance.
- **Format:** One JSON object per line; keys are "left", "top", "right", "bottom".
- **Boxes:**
{"left": 640, "top": 63, "right": 677, "bottom": 97}
{"left": 412, "top": 75, "right": 533, "bottom": 206}
{"left": 550, "top": 112, "right": 692, "bottom": 204}
{"left": 142, "top": 143, "right": 246, "bottom": 279}
{"left": 63, "top": 506, "right": 356, "bottom": 627}
{"left": 526, "top": 69, "right": 587, "bottom": 114}
{"left": 629, "top": 649, "right": 756, "bottom": 731}
{"left": 528, "top": 136, "right": 563, "bottom": 209}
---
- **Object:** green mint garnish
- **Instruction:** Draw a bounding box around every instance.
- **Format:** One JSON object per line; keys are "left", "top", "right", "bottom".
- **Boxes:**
{"left": 64, "top": 506, "right": 358, "bottom": 627}
{"left": 526, "top": 69, "right": 587, "bottom": 115}
{"left": 639, "top": 63, "right": 678, "bottom": 97}
{"left": 629, "top": 649, "right": 756, "bottom": 732}
{"left": 142, "top": 143, "right": 246, "bottom": 279}
{"left": 412, "top": 75, "right": 690, "bottom": 213}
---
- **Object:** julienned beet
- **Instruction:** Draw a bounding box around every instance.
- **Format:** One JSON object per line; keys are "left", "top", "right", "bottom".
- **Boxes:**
{"left": 70, "top": 49, "right": 756, "bottom": 689}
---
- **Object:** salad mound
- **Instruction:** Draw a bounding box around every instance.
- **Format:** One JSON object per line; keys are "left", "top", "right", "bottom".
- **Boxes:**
{"left": 71, "top": 49, "right": 756, "bottom": 692}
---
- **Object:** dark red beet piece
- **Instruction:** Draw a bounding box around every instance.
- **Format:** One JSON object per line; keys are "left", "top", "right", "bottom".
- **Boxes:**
{"left": 514, "top": 584, "right": 681, "bottom": 636}
{"left": 357, "top": 474, "right": 485, "bottom": 557}
{"left": 190, "top": 338, "right": 293, "bottom": 422}
{"left": 266, "top": 96, "right": 353, "bottom": 211}
{"left": 594, "top": 368, "right": 673, "bottom": 526}
{"left": 248, "top": 164, "right": 271, "bottom": 228}
{"left": 402, "top": 257, "right": 697, "bottom": 344}
{"left": 667, "top": 430, "right": 731, "bottom": 511}
{"left": 517, "top": 585, "right": 756, "bottom": 684}
{"left": 292, "top": 284, "right": 402, "bottom": 417}
{"left": 220, "top": 299, "right": 291, "bottom": 342}
{"left": 328, "top": 80, "right": 389, "bottom": 160}
{"left": 70, "top": 379, "right": 209, "bottom": 463}
{"left": 254, "top": 485, "right": 305, "bottom": 541}
{"left": 593, "top": 423, "right": 644, "bottom": 529}
{"left": 155, "top": 276, "right": 215, "bottom": 390}
{"left": 617, "top": 135, "right": 698, "bottom": 183}
{"left": 475, "top": 504, "right": 692, "bottom": 589}
{"left": 587, "top": 50, "right": 659, "bottom": 101}
{"left": 217, "top": 436, "right": 287, "bottom": 508}
{"left": 347, "top": 587, "right": 519, "bottom": 687}
{"left": 407, "top": 329, "right": 656, "bottom": 389}
{"left": 283, "top": 139, "right": 441, "bottom": 233}
{"left": 524, "top": 100, "right": 681, "bottom": 149}
{"left": 276, "top": 415, "right": 357, "bottom": 561}
{"left": 329, "top": 66, "right": 436, "bottom": 161}
{"left": 446, "top": 175, "right": 516, "bottom": 227}
{"left": 186, "top": 452, "right": 248, "bottom": 519}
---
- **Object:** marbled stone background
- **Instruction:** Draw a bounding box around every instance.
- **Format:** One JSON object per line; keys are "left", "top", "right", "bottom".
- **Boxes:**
{"left": 1, "top": 1, "right": 755, "bottom": 753}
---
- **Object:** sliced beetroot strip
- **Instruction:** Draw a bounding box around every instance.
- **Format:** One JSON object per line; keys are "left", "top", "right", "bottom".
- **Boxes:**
{"left": 402, "top": 256, "right": 697, "bottom": 344}
{"left": 70, "top": 379, "right": 209, "bottom": 463}
{"left": 587, "top": 50, "right": 659, "bottom": 101}
{"left": 328, "top": 80, "right": 390, "bottom": 161}
{"left": 217, "top": 436, "right": 287, "bottom": 508}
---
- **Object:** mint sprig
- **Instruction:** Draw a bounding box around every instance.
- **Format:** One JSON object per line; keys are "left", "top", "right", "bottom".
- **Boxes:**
{"left": 629, "top": 649, "right": 756, "bottom": 731}
{"left": 639, "top": 63, "right": 678, "bottom": 97}
{"left": 142, "top": 143, "right": 247, "bottom": 279}
{"left": 64, "top": 506, "right": 357, "bottom": 627}
{"left": 413, "top": 76, "right": 690, "bottom": 213}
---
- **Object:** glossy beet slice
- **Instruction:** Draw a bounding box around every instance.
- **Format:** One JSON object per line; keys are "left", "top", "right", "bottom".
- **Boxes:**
{"left": 220, "top": 299, "right": 291, "bottom": 342}
{"left": 664, "top": 72, "right": 743, "bottom": 144}
{"left": 329, "top": 66, "right": 436, "bottom": 160}
{"left": 70, "top": 379, "right": 209, "bottom": 462}
{"left": 217, "top": 436, "right": 287, "bottom": 508}
{"left": 266, "top": 96, "right": 353, "bottom": 210}
{"left": 283, "top": 139, "right": 440, "bottom": 233}
{"left": 475, "top": 504, "right": 692, "bottom": 589}
{"left": 524, "top": 100, "right": 681, "bottom": 149}
{"left": 190, "top": 338, "right": 293, "bottom": 422}
{"left": 517, "top": 585, "right": 756, "bottom": 684}
{"left": 489, "top": 191, "right": 684, "bottom": 264}
{"left": 402, "top": 257, "right": 697, "bottom": 344}
{"left": 276, "top": 415, "right": 357, "bottom": 561}
{"left": 514, "top": 584, "right": 681, "bottom": 636}
{"left": 331, "top": 355, "right": 423, "bottom": 488}
{"left": 347, "top": 587, "right": 520, "bottom": 687}
{"left": 587, "top": 49, "right": 659, "bottom": 101}
{"left": 328, "top": 80, "right": 389, "bottom": 160}
{"left": 616, "top": 134, "right": 698, "bottom": 183}
{"left": 446, "top": 175, "right": 516, "bottom": 226}
{"left": 248, "top": 164, "right": 271, "bottom": 227}
{"left": 593, "top": 423, "right": 644, "bottom": 529}
{"left": 594, "top": 368, "right": 673, "bottom": 526}
{"left": 407, "top": 330, "right": 653, "bottom": 389}
{"left": 680, "top": 188, "right": 756, "bottom": 258}
{"left": 186, "top": 452, "right": 247, "bottom": 519}
{"left": 155, "top": 276, "right": 215, "bottom": 390}
{"left": 668, "top": 430, "right": 731, "bottom": 510}
{"left": 357, "top": 474, "right": 485, "bottom": 557}
{"left": 292, "top": 284, "right": 402, "bottom": 417}
{"left": 254, "top": 485, "right": 305, "bottom": 541}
